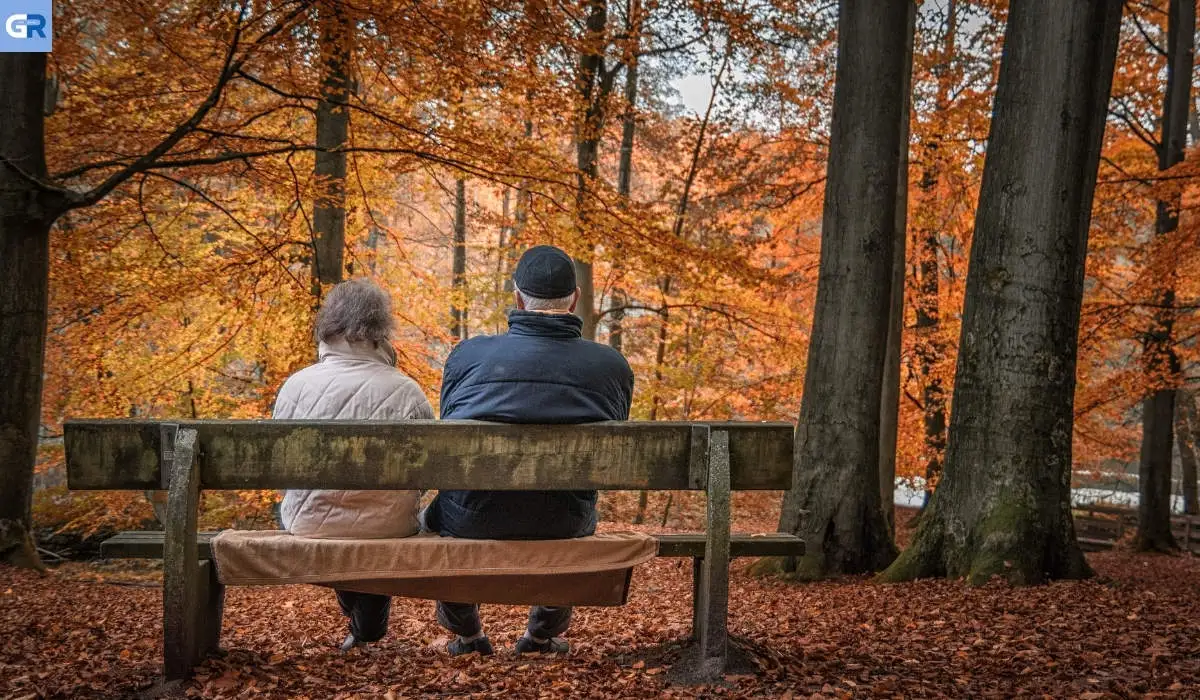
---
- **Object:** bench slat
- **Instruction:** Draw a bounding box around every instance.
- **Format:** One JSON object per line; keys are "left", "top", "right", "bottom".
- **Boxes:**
{"left": 656, "top": 533, "right": 804, "bottom": 558}
{"left": 99, "top": 531, "right": 804, "bottom": 561}
{"left": 66, "top": 420, "right": 794, "bottom": 491}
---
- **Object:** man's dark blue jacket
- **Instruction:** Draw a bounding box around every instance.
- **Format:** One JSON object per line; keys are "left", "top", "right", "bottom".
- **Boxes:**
{"left": 424, "top": 310, "right": 635, "bottom": 540}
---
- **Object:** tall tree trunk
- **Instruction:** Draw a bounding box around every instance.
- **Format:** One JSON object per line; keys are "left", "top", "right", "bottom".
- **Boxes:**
{"left": 881, "top": 0, "right": 1122, "bottom": 585}
{"left": 572, "top": 0, "right": 612, "bottom": 341}
{"left": 879, "top": 0, "right": 917, "bottom": 537}
{"left": 1136, "top": 0, "right": 1192, "bottom": 552}
{"left": 609, "top": 0, "right": 640, "bottom": 355}
{"left": 1176, "top": 391, "right": 1199, "bottom": 516}
{"left": 776, "top": 0, "right": 909, "bottom": 578}
{"left": 915, "top": 0, "right": 956, "bottom": 511}
{"left": 312, "top": 2, "right": 352, "bottom": 287}
{"left": 451, "top": 178, "right": 468, "bottom": 340}
{"left": 0, "top": 53, "right": 52, "bottom": 569}
{"left": 617, "top": 0, "right": 645, "bottom": 522}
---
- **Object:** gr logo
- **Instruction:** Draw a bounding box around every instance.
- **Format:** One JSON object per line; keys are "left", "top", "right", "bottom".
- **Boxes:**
{"left": 1, "top": 2, "right": 52, "bottom": 51}
{"left": 6, "top": 14, "right": 47, "bottom": 39}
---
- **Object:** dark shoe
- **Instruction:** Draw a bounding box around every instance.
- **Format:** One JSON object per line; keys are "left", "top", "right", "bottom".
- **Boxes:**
{"left": 514, "top": 636, "right": 569, "bottom": 655}
{"left": 339, "top": 633, "right": 367, "bottom": 652}
{"left": 447, "top": 635, "right": 494, "bottom": 657}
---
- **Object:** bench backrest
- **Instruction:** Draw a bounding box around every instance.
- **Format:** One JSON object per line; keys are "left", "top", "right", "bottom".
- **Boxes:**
{"left": 64, "top": 420, "right": 795, "bottom": 491}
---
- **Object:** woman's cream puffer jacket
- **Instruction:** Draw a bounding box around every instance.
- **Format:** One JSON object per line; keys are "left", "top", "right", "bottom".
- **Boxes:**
{"left": 275, "top": 338, "right": 432, "bottom": 538}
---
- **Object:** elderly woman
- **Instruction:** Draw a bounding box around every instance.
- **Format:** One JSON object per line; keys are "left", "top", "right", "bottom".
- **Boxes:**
{"left": 274, "top": 278, "right": 433, "bottom": 650}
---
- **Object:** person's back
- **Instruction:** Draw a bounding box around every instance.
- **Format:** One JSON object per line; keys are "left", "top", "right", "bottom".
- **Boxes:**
{"left": 424, "top": 244, "right": 634, "bottom": 657}
{"left": 428, "top": 309, "right": 633, "bottom": 539}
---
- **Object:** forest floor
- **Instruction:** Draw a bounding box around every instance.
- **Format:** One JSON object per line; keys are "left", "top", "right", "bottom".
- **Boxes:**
{"left": 2, "top": 499, "right": 1200, "bottom": 699}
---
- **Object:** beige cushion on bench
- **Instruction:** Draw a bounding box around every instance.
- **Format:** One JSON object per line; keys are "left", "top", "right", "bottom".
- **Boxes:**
{"left": 211, "top": 530, "right": 657, "bottom": 607}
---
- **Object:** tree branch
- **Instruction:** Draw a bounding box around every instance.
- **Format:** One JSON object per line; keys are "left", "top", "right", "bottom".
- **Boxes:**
{"left": 63, "top": 0, "right": 314, "bottom": 211}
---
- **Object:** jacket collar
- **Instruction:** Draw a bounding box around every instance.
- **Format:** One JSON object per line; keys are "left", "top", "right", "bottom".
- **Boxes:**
{"left": 318, "top": 337, "right": 396, "bottom": 366}
{"left": 507, "top": 310, "right": 583, "bottom": 339}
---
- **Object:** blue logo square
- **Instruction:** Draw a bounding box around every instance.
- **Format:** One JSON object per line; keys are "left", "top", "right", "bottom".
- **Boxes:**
{"left": 1, "top": 0, "right": 52, "bottom": 52}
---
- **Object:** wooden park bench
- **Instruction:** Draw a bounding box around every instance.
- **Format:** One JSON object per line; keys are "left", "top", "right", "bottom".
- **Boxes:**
{"left": 1072, "top": 502, "right": 1200, "bottom": 553}
{"left": 64, "top": 419, "right": 803, "bottom": 682}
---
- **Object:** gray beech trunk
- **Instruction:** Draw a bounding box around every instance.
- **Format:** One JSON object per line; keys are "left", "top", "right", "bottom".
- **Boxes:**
{"left": 0, "top": 53, "right": 52, "bottom": 569}
{"left": 880, "top": 0, "right": 1122, "bottom": 585}
{"left": 451, "top": 178, "right": 468, "bottom": 340}
{"left": 777, "top": 0, "right": 910, "bottom": 577}
{"left": 1177, "top": 392, "right": 1199, "bottom": 515}
{"left": 1136, "top": 0, "right": 1192, "bottom": 552}
{"left": 312, "top": 3, "right": 352, "bottom": 286}
{"left": 879, "top": 0, "right": 917, "bottom": 537}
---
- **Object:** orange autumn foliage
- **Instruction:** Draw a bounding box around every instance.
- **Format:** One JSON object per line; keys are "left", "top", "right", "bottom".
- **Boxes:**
{"left": 29, "top": 0, "right": 1200, "bottom": 533}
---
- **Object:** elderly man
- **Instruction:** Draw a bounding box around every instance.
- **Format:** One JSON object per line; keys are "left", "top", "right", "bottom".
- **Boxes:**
{"left": 423, "top": 244, "right": 635, "bottom": 656}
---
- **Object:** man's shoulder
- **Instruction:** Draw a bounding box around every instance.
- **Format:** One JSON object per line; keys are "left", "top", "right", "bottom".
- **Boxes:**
{"left": 577, "top": 340, "right": 633, "bottom": 374}
{"left": 445, "top": 334, "right": 505, "bottom": 365}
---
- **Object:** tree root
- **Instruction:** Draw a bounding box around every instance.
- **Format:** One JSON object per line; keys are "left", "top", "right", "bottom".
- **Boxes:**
{"left": 0, "top": 520, "right": 47, "bottom": 572}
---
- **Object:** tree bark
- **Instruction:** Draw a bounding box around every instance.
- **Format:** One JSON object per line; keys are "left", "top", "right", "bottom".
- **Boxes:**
{"left": 0, "top": 52, "right": 52, "bottom": 569}
{"left": 451, "top": 178, "right": 468, "bottom": 340}
{"left": 609, "top": 0, "right": 640, "bottom": 355}
{"left": 312, "top": 2, "right": 352, "bottom": 287}
{"left": 881, "top": 0, "right": 1122, "bottom": 585}
{"left": 1136, "top": 0, "right": 1192, "bottom": 552}
{"left": 879, "top": 0, "right": 917, "bottom": 537}
{"left": 776, "top": 0, "right": 909, "bottom": 577}
{"left": 572, "top": 0, "right": 613, "bottom": 341}
{"left": 1176, "top": 391, "right": 1199, "bottom": 516}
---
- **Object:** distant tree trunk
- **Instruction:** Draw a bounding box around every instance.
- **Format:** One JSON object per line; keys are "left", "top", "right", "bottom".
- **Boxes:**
{"left": 312, "top": 2, "right": 352, "bottom": 287}
{"left": 495, "top": 188, "right": 512, "bottom": 333}
{"left": 572, "top": 0, "right": 614, "bottom": 341}
{"left": 1176, "top": 391, "right": 1199, "bottom": 516}
{"left": 915, "top": 175, "right": 946, "bottom": 511}
{"left": 776, "top": 0, "right": 909, "bottom": 578}
{"left": 879, "top": 0, "right": 917, "bottom": 537}
{"left": 1136, "top": 0, "right": 1192, "bottom": 553}
{"left": 0, "top": 53, "right": 52, "bottom": 570}
{"left": 915, "top": 0, "right": 956, "bottom": 511}
{"left": 506, "top": 117, "right": 533, "bottom": 299}
{"left": 451, "top": 178, "right": 468, "bottom": 340}
{"left": 881, "top": 0, "right": 1122, "bottom": 585}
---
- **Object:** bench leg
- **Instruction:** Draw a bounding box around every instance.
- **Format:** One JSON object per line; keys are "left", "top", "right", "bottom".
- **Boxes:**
{"left": 195, "top": 561, "right": 225, "bottom": 661}
{"left": 165, "top": 560, "right": 224, "bottom": 681}
{"left": 694, "top": 429, "right": 731, "bottom": 677}
{"left": 163, "top": 426, "right": 216, "bottom": 681}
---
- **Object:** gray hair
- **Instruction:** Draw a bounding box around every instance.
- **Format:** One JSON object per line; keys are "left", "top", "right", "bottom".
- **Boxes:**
{"left": 315, "top": 279, "right": 396, "bottom": 344}
{"left": 516, "top": 287, "right": 575, "bottom": 312}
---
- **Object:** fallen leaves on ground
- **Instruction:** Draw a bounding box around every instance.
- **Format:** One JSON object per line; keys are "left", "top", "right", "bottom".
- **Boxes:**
{"left": 2, "top": 511, "right": 1199, "bottom": 698}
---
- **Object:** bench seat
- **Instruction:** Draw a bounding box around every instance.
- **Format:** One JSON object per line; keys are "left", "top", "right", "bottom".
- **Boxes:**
{"left": 100, "top": 530, "right": 805, "bottom": 561}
